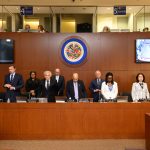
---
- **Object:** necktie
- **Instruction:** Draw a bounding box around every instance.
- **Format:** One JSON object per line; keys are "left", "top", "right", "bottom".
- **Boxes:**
{"left": 97, "top": 79, "right": 100, "bottom": 86}
{"left": 47, "top": 80, "right": 50, "bottom": 89}
{"left": 74, "top": 82, "right": 79, "bottom": 100}
{"left": 139, "top": 83, "right": 143, "bottom": 89}
{"left": 10, "top": 74, "right": 13, "bottom": 82}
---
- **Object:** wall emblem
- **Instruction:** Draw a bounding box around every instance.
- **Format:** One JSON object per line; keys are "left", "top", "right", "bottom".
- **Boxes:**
{"left": 61, "top": 38, "right": 87, "bottom": 65}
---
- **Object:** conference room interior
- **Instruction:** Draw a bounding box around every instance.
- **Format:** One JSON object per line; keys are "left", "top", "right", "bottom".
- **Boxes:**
{"left": 1, "top": 0, "right": 150, "bottom": 150}
{"left": 0, "top": 5, "right": 150, "bottom": 32}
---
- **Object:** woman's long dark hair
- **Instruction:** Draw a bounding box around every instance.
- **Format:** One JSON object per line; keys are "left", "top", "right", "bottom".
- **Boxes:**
{"left": 105, "top": 72, "right": 114, "bottom": 85}
{"left": 136, "top": 73, "right": 145, "bottom": 82}
{"left": 30, "top": 71, "right": 36, "bottom": 79}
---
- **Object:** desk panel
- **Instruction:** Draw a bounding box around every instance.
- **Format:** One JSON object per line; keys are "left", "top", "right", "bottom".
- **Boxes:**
{"left": 0, "top": 103, "right": 149, "bottom": 139}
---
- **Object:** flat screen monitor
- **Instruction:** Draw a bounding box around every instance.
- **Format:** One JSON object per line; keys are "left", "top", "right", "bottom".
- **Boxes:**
{"left": 136, "top": 39, "right": 150, "bottom": 63}
{"left": 0, "top": 39, "right": 14, "bottom": 63}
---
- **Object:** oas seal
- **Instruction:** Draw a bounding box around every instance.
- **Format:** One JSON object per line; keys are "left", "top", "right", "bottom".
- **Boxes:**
{"left": 61, "top": 38, "right": 87, "bottom": 65}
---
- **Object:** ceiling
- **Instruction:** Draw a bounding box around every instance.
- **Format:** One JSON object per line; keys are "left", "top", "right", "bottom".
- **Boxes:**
{"left": 0, "top": 6, "right": 149, "bottom": 15}
{"left": 0, "top": 0, "right": 150, "bottom": 6}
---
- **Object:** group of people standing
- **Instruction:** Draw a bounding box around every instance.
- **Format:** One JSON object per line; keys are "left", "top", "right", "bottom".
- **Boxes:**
{"left": 2, "top": 65, "right": 150, "bottom": 103}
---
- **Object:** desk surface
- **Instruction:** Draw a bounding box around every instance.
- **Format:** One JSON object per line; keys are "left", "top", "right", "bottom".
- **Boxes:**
{"left": 0, "top": 102, "right": 150, "bottom": 140}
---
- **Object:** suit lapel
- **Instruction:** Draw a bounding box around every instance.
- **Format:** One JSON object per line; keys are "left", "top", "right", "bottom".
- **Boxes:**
{"left": 77, "top": 81, "right": 80, "bottom": 91}
{"left": 57, "top": 76, "right": 60, "bottom": 84}
{"left": 43, "top": 79, "right": 47, "bottom": 90}
{"left": 95, "top": 79, "right": 98, "bottom": 86}
{"left": 8, "top": 74, "right": 11, "bottom": 82}
{"left": 58, "top": 76, "right": 62, "bottom": 85}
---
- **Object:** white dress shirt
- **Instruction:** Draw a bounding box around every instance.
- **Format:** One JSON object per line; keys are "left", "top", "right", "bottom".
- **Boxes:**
{"left": 73, "top": 82, "right": 79, "bottom": 100}
{"left": 101, "top": 81, "right": 118, "bottom": 100}
{"left": 45, "top": 80, "right": 50, "bottom": 89}
{"left": 10, "top": 73, "right": 15, "bottom": 81}
{"left": 55, "top": 75, "right": 59, "bottom": 83}
{"left": 131, "top": 82, "right": 150, "bottom": 101}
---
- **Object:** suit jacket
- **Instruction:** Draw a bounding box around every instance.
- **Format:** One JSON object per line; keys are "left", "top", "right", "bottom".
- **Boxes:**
{"left": 66, "top": 79, "right": 87, "bottom": 100}
{"left": 131, "top": 82, "right": 150, "bottom": 101}
{"left": 25, "top": 78, "right": 41, "bottom": 97}
{"left": 3, "top": 73, "right": 24, "bottom": 102}
{"left": 40, "top": 78, "right": 58, "bottom": 102}
{"left": 101, "top": 81, "right": 118, "bottom": 100}
{"left": 89, "top": 79, "right": 105, "bottom": 102}
{"left": 52, "top": 75, "right": 65, "bottom": 96}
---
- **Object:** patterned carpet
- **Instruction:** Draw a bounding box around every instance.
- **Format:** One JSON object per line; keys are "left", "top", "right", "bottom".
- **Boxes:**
{"left": 0, "top": 139, "right": 145, "bottom": 150}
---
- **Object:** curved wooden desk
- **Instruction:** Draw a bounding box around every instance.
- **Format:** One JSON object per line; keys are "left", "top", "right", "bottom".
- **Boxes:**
{"left": 0, "top": 102, "right": 150, "bottom": 140}
{"left": 145, "top": 113, "right": 150, "bottom": 150}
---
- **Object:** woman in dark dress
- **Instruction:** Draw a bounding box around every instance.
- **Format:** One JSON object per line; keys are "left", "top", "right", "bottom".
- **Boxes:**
{"left": 25, "top": 71, "right": 40, "bottom": 98}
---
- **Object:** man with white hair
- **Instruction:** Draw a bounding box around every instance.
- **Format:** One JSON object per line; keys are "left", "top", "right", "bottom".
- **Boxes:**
{"left": 66, "top": 73, "right": 87, "bottom": 101}
{"left": 89, "top": 70, "right": 104, "bottom": 102}
{"left": 40, "top": 71, "right": 57, "bottom": 102}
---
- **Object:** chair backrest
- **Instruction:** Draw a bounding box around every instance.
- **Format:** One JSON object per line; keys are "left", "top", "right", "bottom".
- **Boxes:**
{"left": 38, "top": 97, "right": 48, "bottom": 103}
{"left": 117, "top": 96, "right": 128, "bottom": 102}
{"left": 78, "top": 98, "right": 90, "bottom": 102}
{"left": 16, "top": 96, "right": 27, "bottom": 103}
{"left": 55, "top": 96, "right": 67, "bottom": 103}
{"left": 120, "top": 92, "right": 133, "bottom": 102}
{"left": 88, "top": 98, "right": 93, "bottom": 102}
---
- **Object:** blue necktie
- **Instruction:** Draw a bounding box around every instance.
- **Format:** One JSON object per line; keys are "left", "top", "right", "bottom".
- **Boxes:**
{"left": 10, "top": 74, "right": 13, "bottom": 82}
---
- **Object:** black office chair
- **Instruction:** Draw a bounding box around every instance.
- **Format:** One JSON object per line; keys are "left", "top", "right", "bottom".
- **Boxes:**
{"left": 0, "top": 92, "right": 6, "bottom": 102}
{"left": 120, "top": 92, "right": 133, "bottom": 102}
{"left": 55, "top": 96, "right": 67, "bottom": 103}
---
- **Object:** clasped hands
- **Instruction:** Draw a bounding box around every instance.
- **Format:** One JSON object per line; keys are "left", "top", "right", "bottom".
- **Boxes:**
{"left": 4, "top": 84, "right": 15, "bottom": 90}
{"left": 94, "top": 89, "right": 101, "bottom": 93}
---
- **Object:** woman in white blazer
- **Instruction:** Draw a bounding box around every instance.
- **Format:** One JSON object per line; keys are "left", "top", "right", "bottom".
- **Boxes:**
{"left": 131, "top": 73, "right": 149, "bottom": 102}
{"left": 101, "top": 72, "right": 118, "bottom": 101}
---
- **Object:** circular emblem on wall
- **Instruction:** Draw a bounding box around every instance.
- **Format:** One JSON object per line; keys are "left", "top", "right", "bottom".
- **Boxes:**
{"left": 61, "top": 37, "right": 88, "bottom": 65}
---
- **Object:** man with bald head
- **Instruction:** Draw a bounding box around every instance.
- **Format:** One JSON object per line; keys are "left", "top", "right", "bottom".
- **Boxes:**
{"left": 89, "top": 70, "right": 104, "bottom": 102}
{"left": 66, "top": 73, "right": 87, "bottom": 101}
{"left": 40, "top": 71, "right": 57, "bottom": 102}
{"left": 52, "top": 68, "right": 65, "bottom": 96}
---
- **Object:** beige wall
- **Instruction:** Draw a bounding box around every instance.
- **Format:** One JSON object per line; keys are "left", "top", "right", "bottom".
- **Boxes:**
{"left": 1, "top": 0, "right": 150, "bottom": 6}
{"left": 136, "top": 13, "right": 150, "bottom": 31}
{"left": 24, "top": 19, "right": 39, "bottom": 29}
{"left": 61, "top": 20, "right": 76, "bottom": 33}
{"left": 22, "top": 14, "right": 51, "bottom": 31}
{"left": 97, "top": 14, "right": 133, "bottom": 32}
{"left": 0, "top": 13, "right": 11, "bottom": 31}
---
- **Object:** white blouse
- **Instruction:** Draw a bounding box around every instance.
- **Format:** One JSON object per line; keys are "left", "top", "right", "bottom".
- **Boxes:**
{"left": 101, "top": 81, "right": 118, "bottom": 100}
{"left": 131, "top": 82, "right": 150, "bottom": 101}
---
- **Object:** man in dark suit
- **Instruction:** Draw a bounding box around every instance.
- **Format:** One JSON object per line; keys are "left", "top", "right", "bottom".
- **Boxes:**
{"left": 66, "top": 73, "right": 87, "bottom": 101}
{"left": 89, "top": 70, "right": 104, "bottom": 102}
{"left": 52, "top": 68, "right": 65, "bottom": 96}
{"left": 3, "top": 65, "right": 24, "bottom": 102}
{"left": 40, "top": 71, "right": 57, "bottom": 102}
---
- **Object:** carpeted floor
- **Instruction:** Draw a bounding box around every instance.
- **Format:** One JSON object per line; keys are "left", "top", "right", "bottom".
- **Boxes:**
{"left": 0, "top": 139, "right": 145, "bottom": 150}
